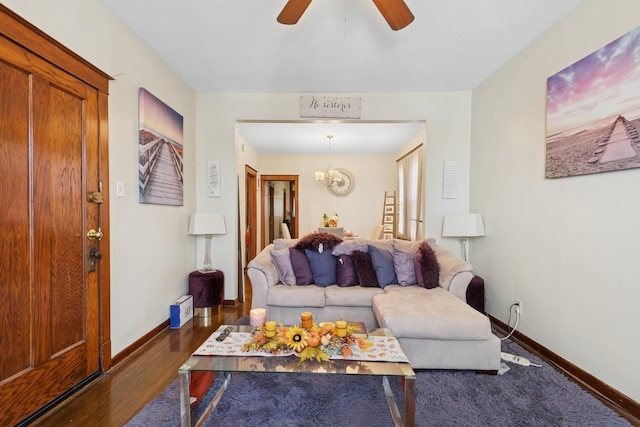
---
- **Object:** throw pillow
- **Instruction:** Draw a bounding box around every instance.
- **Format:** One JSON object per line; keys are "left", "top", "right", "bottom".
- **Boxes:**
{"left": 294, "top": 232, "right": 343, "bottom": 251}
{"left": 351, "top": 250, "right": 379, "bottom": 288}
{"left": 414, "top": 241, "right": 440, "bottom": 289}
{"left": 273, "top": 238, "right": 298, "bottom": 250}
{"left": 289, "top": 248, "right": 314, "bottom": 286}
{"left": 367, "top": 245, "right": 398, "bottom": 288}
{"left": 270, "top": 248, "right": 296, "bottom": 285}
{"left": 391, "top": 237, "right": 436, "bottom": 253}
{"left": 392, "top": 246, "right": 417, "bottom": 286}
{"left": 335, "top": 254, "right": 358, "bottom": 287}
{"left": 305, "top": 249, "right": 337, "bottom": 287}
{"left": 331, "top": 240, "right": 368, "bottom": 256}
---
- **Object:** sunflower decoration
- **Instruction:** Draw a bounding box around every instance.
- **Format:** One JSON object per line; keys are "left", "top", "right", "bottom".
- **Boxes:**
{"left": 283, "top": 325, "right": 308, "bottom": 352}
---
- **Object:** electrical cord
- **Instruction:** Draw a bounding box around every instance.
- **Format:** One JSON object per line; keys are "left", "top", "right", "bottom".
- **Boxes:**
{"left": 500, "top": 303, "right": 520, "bottom": 341}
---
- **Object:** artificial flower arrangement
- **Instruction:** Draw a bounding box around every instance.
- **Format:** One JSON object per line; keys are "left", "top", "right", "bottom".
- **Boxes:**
{"left": 241, "top": 320, "right": 373, "bottom": 363}
{"left": 321, "top": 213, "right": 339, "bottom": 228}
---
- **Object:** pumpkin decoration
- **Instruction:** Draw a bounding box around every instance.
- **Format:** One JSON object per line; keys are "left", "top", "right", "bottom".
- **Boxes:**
{"left": 306, "top": 330, "right": 321, "bottom": 348}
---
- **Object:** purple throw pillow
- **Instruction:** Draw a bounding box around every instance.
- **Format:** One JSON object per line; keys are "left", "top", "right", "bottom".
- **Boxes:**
{"left": 367, "top": 245, "right": 397, "bottom": 288}
{"left": 289, "top": 248, "right": 314, "bottom": 285}
{"left": 351, "top": 250, "right": 379, "bottom": 288}
{"left": 305, "top": 249, "right": 337, "bottom": 287}
{"left": 393, "top": 246, "right": 417, "bottom": 286}
{"left": 271, "top": 247, "right": 296, "bottom": 285}
{"left": 336, "top": 254, "right": 358, "bottom": 287}
{"left": 414, "top": 241, "right": 439, "bottom": 289}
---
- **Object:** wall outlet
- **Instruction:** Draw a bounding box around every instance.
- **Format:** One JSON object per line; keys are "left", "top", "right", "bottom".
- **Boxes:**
{"left": 514, "top": 299, "right": 522, "bottom": 316}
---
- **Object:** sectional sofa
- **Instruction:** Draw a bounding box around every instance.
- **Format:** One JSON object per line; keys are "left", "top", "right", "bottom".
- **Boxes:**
{"left": 247, "top": 235, "right": 500, "bottom": 371}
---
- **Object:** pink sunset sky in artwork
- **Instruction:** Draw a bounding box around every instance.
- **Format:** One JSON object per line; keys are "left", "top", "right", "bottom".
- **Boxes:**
{"left": 546, "top": 26, "right": 640, "bottom": 135}
{"left": 139, "top": 88, "right": 184, "bottom": 144}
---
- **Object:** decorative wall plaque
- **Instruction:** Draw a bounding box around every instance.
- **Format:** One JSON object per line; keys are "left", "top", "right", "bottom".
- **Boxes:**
{"left": 300, "top": 96, "right": 361, "bottom": 119}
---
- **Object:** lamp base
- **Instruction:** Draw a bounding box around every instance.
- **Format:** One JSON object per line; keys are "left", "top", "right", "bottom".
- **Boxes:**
{"left": 198, "top": 268, "right": 218, "bottom": 274}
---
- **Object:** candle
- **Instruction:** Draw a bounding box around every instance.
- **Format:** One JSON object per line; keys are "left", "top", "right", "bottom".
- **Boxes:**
{"left": 301, "top": 311, "right": 313, "bottom": 328}
{"left": 265, "top": 329, "right": 277, "bottom": 338}
{"left": 335, "top": 319, "right": 347, "bottom": 337}
{"left": 265, "top": 321, "right": 276, "bottom": 331}
{"left": 250, "top": 308, "right": 266, "bottom": 327}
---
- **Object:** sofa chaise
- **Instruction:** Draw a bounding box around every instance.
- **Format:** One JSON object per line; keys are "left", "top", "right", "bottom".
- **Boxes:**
{"left": 247, "top": 235, "right": 500, "bottom": 371}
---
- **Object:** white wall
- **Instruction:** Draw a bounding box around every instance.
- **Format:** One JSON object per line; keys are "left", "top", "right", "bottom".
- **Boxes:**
{"left": 3, "top": 0, "right": 198, "bottom": 356}
{"left": 471, "top": 0, "right": 640, "bottom": 402}
{"left": 200, "top": 92, "right": 473, "bottom": 300}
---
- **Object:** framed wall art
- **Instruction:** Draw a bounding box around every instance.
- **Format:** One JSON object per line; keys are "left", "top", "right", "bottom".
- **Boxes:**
{"left": 545, "top": 26, "right": 640, "bottom": 179}
{"left": 138, "top": 88, "right": 184, "bottom": 206}
{"left": 208, "top": 160, "right": 221, "bottom": 197}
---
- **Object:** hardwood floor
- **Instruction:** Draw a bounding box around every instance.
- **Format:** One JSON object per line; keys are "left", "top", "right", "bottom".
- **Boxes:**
{"left": 32, "top": 302, "right": 250, "bottom": 426}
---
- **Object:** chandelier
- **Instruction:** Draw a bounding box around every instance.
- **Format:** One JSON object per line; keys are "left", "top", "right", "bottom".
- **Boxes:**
{"left": 314, "top": 134, "right": 340, "bottom": 186}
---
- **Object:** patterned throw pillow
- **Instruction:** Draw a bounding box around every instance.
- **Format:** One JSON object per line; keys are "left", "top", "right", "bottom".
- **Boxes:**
{"left": 351, "top": 250, "right": 379, "bottom": 288}
{"left": 392, "top": 246, "right": 417, "bottom": 286}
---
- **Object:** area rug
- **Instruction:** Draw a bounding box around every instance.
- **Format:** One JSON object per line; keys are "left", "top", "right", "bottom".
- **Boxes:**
{"left": 126, "top": 319, "right": 630, "bottom": 427}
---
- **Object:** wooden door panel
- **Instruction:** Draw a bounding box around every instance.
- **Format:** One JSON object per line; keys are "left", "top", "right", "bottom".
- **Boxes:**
{"left": 33, "top": 78, "right": 87, "bottom": 357}
{"left": 0, "top": 56, "right": 32, "bottom": 382}
{"left": 0, "top": 32, "right": 101, "bottom": 425}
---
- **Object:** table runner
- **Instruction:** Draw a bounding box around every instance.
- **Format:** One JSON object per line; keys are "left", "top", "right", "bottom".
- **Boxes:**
{"left": 192, "top": 329, "right": 409, "bottom": 363}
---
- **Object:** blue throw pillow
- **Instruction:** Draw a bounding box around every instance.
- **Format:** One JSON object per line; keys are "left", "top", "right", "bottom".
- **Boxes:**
{"left": 305, "top": 249, "right": 338, "bottom": 287}
{"left": 368, "top": 245, "right": 398, "bottom": 288}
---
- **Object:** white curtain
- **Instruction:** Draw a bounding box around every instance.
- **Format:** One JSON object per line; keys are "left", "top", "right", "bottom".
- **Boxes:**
{"left": 397, "top": 145, "right": 423, "bottom": 240}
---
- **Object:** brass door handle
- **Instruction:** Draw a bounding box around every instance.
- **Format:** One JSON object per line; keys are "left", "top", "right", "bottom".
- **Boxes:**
{"left": 87, "top": 228, "right": 103, "bottom": 241}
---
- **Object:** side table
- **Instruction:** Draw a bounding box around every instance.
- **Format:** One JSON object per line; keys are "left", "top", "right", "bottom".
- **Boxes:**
{"left": 188, "top": 270, "right": 224, "bottom": 317}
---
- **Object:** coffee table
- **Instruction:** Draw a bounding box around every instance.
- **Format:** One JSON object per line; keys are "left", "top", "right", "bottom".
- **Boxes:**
{"left": 178, "top": 325, "right": 416, "bottom": 426}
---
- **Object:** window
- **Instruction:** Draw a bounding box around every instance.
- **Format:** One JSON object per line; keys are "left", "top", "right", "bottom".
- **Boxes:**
{"left": 397, "top": 145, "right": 423, "bottom": 240}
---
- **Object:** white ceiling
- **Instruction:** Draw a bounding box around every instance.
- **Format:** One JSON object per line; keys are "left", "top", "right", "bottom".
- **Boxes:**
{"left": 99, "top": 0, "right": 584, "bottom": 153}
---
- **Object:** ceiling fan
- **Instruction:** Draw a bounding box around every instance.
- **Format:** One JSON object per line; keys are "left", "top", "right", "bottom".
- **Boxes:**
{"left": 277, "top": 0, "right": 415, "bottom": 31}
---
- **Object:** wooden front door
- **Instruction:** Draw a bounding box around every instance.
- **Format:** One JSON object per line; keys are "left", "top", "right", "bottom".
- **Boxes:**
{"left": 0, "top": 7, "right": 111, "bottom": 425}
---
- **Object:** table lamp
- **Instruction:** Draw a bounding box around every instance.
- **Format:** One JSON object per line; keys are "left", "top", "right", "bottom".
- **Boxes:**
{"left": 189, "top": 212, "right": 226, "bottom": 272}
{"left": 442, "top": 213, "right": 485, "bottom": 262}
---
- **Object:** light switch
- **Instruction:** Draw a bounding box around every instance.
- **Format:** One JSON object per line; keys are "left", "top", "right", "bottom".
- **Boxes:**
{"left": 116, "top": 180, "right": 125, "bottom": 198}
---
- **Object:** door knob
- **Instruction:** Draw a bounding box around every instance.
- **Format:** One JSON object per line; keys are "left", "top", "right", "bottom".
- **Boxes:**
{"left": 87, "top": 228, "right": 103, "bottom": 241}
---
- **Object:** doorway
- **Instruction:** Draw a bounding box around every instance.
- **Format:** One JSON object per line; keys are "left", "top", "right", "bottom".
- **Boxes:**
{"left": 260, "top": 175, "right": 299, "bottom": 250}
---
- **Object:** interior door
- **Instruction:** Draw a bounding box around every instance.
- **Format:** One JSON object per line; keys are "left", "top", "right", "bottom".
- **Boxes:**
{"left": 0, "top": 11, "right": 106, "bottom": 424}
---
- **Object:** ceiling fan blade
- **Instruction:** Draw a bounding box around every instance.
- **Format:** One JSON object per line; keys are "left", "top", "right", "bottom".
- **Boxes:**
{"left": 277, "top": 0, "right": 312, "bottom": 25}
{"left": 371, "top": 0, "right": 415, "bottom": 30}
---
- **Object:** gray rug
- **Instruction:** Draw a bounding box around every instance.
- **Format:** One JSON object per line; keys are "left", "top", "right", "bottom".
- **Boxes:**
{"left": 126, "top": 321, "right": 629, "bottom": 427}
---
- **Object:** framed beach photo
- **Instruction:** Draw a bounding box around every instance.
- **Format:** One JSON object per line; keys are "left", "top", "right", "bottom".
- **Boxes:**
{"left": 545, "top": 26, "right": 640, "bottom": 179}
{"left": 383, "top": 223, "right": 393, "bottom": 233}
{"left": 384, "top": 205, "right": 394, "bottom": 214}
{"left": 383, "top": 215, "right": 394, "bottom": 223}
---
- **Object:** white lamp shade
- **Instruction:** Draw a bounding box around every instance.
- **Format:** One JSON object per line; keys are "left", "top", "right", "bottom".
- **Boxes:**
{"left": 189, "top": 212, "right": 226, "bottom": 236}
{"left": 442, "top": 213, "right": 485, "bottom": 237}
